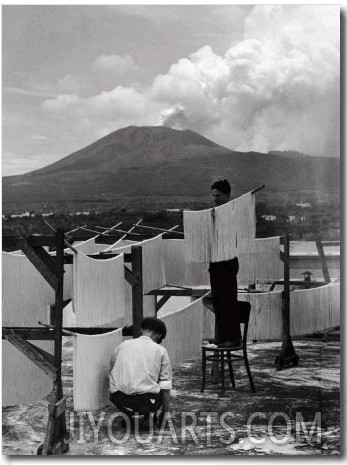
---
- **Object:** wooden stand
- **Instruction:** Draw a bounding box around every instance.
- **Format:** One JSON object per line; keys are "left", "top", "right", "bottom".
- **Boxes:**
{"left": 275, "top": 232, "right": 299, "bottom": 370}
{"left": 3, "top": 232, "right": 146, "bottom": 455}
{"left": 3, "top": 230, "right": 69, "bottom": 455}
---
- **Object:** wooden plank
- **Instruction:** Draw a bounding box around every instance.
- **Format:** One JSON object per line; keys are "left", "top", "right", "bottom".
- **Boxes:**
{"left": 251, "top": 184, "right": 265, "bottom": 195}
{"left": 155, "top": 295, "right": 171, "bottom": 313}
{"left": 25, "top": 340, "right": 55, "bottom": 365}
{"left": 32, "top": 246, "right": 60, "bottom": 277}
{"left": 53, "top": 230, "right": 64, "bottom": 384}
{"left": 316, "top": 240, "right": 331, "bottom": 282}
{"left": 51, "top": 299, "right": 72, "bottom": 310}
{"left": 147, "top": 288, "right": 193, "bottom": 296}
{"left": 49, "top": 230, "right": 68, "bottom": 455}
{"left": 3, "top": 235, "right": 56, "bottom": 247}
{"left": 54, "top": 398, "right": 67, "bottom": 418}
{"left": 3, "top": 330, "right": 56, "bottom": 379}
{"left": 124, "top": 266, "right": 137, "bottom": 287}
{"left": 131, "top": 246, "right": 143, "bottom": 338}
{"left": 283, "top": 232, "right": 290, "bottom": 340}
{"left": 2, "top": 328, "right": 55, "bottom": 340}
{"left": 202, "top": 295, "right": 215, "bottom": 313}
{"left": 14, "top": 238, "right": 59, "bottom": 291}
{"left": 276, "top": 232, "right": 298, "bottom": 370}
{"left": 133, "top": 224, "right": 184, "bottom": 235}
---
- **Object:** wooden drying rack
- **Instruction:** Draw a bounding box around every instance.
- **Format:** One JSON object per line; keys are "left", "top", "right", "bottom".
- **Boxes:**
{"left": 2, "top": 229, "right": 149, "bottom": 454}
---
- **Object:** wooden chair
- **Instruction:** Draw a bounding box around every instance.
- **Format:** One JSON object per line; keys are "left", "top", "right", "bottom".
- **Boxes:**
{"left": 201, "top": 301, "right": 255, "bottom": 395}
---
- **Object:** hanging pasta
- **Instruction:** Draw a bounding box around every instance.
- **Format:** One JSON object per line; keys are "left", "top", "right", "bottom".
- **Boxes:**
{"left": 184, "top": 192, "right": 256, "bottom": 263}
{"left": 73, "top": 328, "right": 123, "bottom": 411}
{"left": 73, "top": 252, "right": 126, "bottom": 327}
{"left": 237, "top": 236, "right": 283, "bottom": 287}
{"left": 2, "top": 252, "right": 54, "bottom": 326}
{"left": 163, "top": 238, "right": 210, "bottom": 287}
{"left": 2, "top": 340, "right": 54, "bottom": 407}
{"left": 183, "top": 208, "right": 213, "bottom": 263}
{"left": 161, "top": 296, "right": 204, "bottom": 366}
{"left": 290, "top": 282, "right": 340, "bottom": 337}
{"left": 211, "top": 192, "right": 256, "bottom": 261}
{"left": 238, "top": 290, "right": 283, "bottom": 341}
{"left": 140, "top": 235, "right": 166, "bottom": 294}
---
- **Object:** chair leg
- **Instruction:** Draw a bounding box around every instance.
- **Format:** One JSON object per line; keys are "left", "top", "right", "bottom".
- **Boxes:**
{"left": 244, "top": 352, "right": 256, "bottom": 393}
{"left": 220, "top": 351, "right": 225, "bottom": 395}
{"left": 201, "top": 349, "right": 206, "bottom": 392}
{"left": 227, "top": 353, "right": 235, "bottom": 388}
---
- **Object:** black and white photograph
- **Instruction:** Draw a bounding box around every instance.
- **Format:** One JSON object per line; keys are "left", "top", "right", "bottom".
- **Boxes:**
{"left": 2, "top": 3, "right": 341, "bottom": 457}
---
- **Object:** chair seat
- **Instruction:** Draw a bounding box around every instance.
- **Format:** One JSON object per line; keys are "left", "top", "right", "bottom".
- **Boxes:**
{"left": 202, "top": 345, "right": 242, "bottom": 352}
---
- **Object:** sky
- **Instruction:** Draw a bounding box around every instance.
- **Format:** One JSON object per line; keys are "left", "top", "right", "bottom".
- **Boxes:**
{"left": 2, "top": 4, "right": 340, "bottom": 176}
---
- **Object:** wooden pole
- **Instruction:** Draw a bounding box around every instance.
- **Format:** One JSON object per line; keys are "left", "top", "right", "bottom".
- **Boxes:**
{"left": 316, "top": 240, "right": 331, "bottom": 283}
{"left": 275, "top": 232, "right": 299, "bottom": 370}
{"left": 251, "top": 184, "right": 265, "bottom": 195}
{"left": 131, "top": 245, "right": 143, "bottom": 338}
{"left": 133, "top": 224, "right": 184, "bottom": 235}
{"left": 41, "top": 229, "right": 69, "bottom": 455}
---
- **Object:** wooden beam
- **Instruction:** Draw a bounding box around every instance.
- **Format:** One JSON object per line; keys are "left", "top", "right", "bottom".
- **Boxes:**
{"left": 32, "top": 246, "right": 60, "bottom": 278}
{"left": 202, "top": 295, "right": 214, "bottom": 313}
{"left": 321, "top": 241, "right": 340, "bottom": 246}
{"left": 316, "top": 240, "right": 331, "bottom": 283}
{"left": 251, "top": 184, "right": 265, "bottom": 195}
{"left": 147, "top": 288, "right": 193, "bottom": 296}
{"left": 2, "top": 328, "right": 55, "bottom": 340}
{"left": 155, "top": 295, "right": 171, "bottom": 313}
{"left": 3, "top": 235, "right": 57, "bottom": 247}
{"left": 54, "top": 398, "right": 67, "bottom": 418}
{"left": 50, "top": 299, "right": 72, "bottom": 310}
{"left": 133, "top": 224, "right": 184, "bottom": 235}
{"left": 3, "top": 330, "right": 56, "bottom": 379}
{"left": 275, "top": 232, "right": 299, "bottom": 370}
{"left": 131, "top": 246, "right": 143, "bottom": 338}
{"left": 124, "top": 266, "right": 138, "bottom": 287}
{"left": 14, "top": 238, "right": 59, "bottom": 291}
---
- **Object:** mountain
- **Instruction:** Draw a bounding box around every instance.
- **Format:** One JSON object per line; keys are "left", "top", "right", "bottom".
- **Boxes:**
{"left": 2, "top": 126, "right": 339, "bottom": 205}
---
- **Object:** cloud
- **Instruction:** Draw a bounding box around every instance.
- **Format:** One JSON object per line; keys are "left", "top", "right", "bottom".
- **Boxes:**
{"left": 150, "top": 5, "right": 340, "bottom": 156}
{"left": 92, "top": 54, "right": 140, "bottom": 75}
{"left": 39, "top": 5, "right": 339, "bottom": 161}
{"left": 3, "top": 86, "right": 56, "bottom": 99}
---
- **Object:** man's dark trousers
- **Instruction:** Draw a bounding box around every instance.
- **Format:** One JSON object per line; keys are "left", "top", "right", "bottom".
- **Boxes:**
{"left": 209, "top": 257, "right": 241, "bottom": 343}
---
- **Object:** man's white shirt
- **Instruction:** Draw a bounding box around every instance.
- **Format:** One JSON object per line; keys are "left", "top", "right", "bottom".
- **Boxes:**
{"left": 109, "top": 335, "right": 172, "bottom": 395}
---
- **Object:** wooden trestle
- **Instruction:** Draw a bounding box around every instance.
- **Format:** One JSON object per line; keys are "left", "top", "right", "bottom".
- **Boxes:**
{"left": 2, "top": 231, "right": 146, "bottom": 454}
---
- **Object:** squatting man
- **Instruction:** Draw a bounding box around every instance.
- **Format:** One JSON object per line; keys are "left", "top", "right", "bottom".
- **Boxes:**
{"left": 109, "top": 317, "right": 172, "bottom": 429}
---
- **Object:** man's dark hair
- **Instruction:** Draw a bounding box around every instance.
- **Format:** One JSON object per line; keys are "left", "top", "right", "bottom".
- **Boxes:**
{"left": 141, "top": 317, "right": 167, "bottom": 340}
{"left": 211, "top": 178, "right": 231, "bottom": 195}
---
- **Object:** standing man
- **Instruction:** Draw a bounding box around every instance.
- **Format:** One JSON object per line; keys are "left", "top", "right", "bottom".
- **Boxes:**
{"left": 109, "top": 317, "right": 172, "bottom": 428}
{"left": 209, "top": 179, "right": 242, "bottom": 348}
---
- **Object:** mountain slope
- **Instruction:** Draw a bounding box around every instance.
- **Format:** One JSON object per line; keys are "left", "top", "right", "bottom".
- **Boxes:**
{"left": 2, "top": 126, "right": 339, "bottom": 204}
